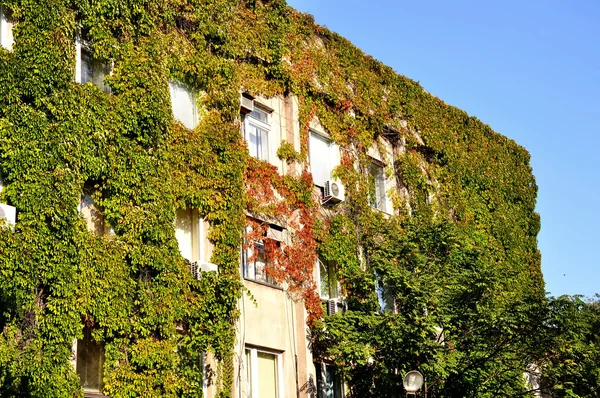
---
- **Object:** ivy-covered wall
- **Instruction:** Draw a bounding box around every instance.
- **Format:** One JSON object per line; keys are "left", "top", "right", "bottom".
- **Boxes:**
{"left": 0, "top": 0, "right": 544, "bottom": 397}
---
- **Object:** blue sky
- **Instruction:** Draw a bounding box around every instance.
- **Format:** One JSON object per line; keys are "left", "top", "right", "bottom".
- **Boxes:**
{"left": 286, "top": 0, "right": 600, "bottom": 298}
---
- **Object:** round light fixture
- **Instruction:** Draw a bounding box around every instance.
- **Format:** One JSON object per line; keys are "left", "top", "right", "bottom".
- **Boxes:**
{"left": 403, "top": 370, "right": 424, "bottom": 393}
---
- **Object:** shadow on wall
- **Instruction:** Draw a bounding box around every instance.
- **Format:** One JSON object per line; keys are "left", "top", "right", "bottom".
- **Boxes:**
{"left": 300, "top": 374, "right": 317, "bottom": 398}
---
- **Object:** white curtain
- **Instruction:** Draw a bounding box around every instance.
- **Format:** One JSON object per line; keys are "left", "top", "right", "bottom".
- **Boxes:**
{"left": 170, "top": 81, "right": 197, "bottom": 129}
{"left": 309, "top": 132, "right": 332, "bottom": 187}
{"left": 246, "top": 123, "right": 269, "bottom": 160}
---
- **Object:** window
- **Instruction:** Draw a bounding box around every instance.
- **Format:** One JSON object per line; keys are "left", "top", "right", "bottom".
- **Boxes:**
{"left": 242, "top": 223, "right": 283, "bottom": 286}
{"left": 0, "top": 5, "right": 14, "bottom": 50}
{"left": 315, "top": 363, "right": 343, "bottom": 398}
{"left": 318, "top": 257, "right": 339, "bottom": 300}
{"left": 243, "top": 105, "right": 270, "bottom": 161}
{"left": 245, "top": 347, "right": 282, "bottom": 398}
{"left": 170, "top": 81, "right": 198, "bottom": 129}
{"left": 369, "top": 161, "right": 387, "bottom": 212}
{"left": 309, "top": 131, "right": 333, "bottom": 187}
{"left": 175, "top": 208, "right": 212, "bottom": 278}
{"left": 75, "top": 40, "right": 111, "bottom": 93}
{"left": 0, "top": 177, "right": 16, "bottom": 227}
{"left": 76, "top": 325, "right": 105, "bottom": 393}
{"left": 375, "top": 271, "right": 396, "bottom": 313}
{"left": 80, "top": 191, "right": 113, "bottom": 236}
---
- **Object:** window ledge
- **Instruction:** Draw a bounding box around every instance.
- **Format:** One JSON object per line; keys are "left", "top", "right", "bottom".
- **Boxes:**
{"left": 371, "top": 207, "right": 392, "bottom": 217}
{"left": 84, "top": 391, "right": 107, "bottom": 398}
{"left": 243, "top": 277, "right": 283, "bottom": 291}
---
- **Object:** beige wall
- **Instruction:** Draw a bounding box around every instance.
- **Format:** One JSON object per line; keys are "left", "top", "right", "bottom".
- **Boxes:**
{"left": 234, "top": 280, "right": 314, "bottom": 398}
{"left": 232, "top": 94, "right": 317, "bottom": 398}
{"left": 206, "top": 93, "right": 397, "bottom": 398}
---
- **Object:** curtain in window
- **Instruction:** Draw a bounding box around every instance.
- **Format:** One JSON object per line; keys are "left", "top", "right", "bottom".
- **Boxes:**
{"left": 309, "top": 133, "right": 332, "bottom": 187}
{"left": 246, "top": 349, "right": 279, "bottom": 398}
{"left": 247, "top": 124, "right": 268, "bottom": 160}
{"left": 170, "top": 81, "right": 197, "bottom": 129}
{"left": 175, "top": 208, "right": 194, "bottom": 262}
{"left": 0, "top": 6, "right": 14, "bottom": 49}
{"left": 257, "top": 351, "right": 278, "bottom": 398}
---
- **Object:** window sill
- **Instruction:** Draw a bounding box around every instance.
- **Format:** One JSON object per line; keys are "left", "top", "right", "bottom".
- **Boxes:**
{"left": 371, "top": 206, "right": 392, "bottom": 217}
{"left": 243, "top": 277, "right": 283, "bottom": 291}
{"left": 83, "top": 391, "right": 107, "bottom": 398}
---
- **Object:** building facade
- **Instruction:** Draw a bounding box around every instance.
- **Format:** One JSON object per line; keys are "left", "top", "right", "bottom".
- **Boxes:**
{"left": 0, "top": 2, "right": 545, "bottom": 397}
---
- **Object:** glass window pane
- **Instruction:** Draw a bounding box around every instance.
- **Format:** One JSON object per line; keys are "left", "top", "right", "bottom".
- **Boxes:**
{"left": 245, "top": 245, "right": 256, "bottom": 279}
{"left": 81, "top": 49, "right": 111, "bottom": 93}
{"left": 81, "top": 50, "right": 94, "bottom": 86}
{"left": 319, "top": 259, "right": 329, "bottom": 299}
{"left": 250, "top": 107, "right": 268, "bottom": 124}
{"left": 260, "top": 128, "right": 269, "bottom": 161}
{"left": 245, "top": 349, "right": 253, "bottom": 397}
{"left": 316, "top": 363, "right": 342, "bottom": 398}
{"left": 77, "top": 326, "right": 104, "bottom": 391}
{"left": 370, "top": 163, "right": 386, "bottom": 212}
{"left": 246, "top": 124, "right": 268, "bottom": 161}
{"left": 328, "top": 262, "right": 339, "bottom": 298}
{"left": 247, "top": 125, "right": 260, "bottom": 158}
{"left": 375, "top": 271, "right": 395, "bottom": 312}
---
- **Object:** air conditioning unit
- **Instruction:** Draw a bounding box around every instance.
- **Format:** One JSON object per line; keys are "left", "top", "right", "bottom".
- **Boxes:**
{"left": 323, "top": 180, "right": 345, "bottom": 203}
{"left": 199, "top": 261, "right": 218, "bottom": 274}
{"left": 188, "top": 261, "right": 199, "bottom": 280}
{"left": 0, "top": 203, "right": 16, "bottom": 226}
{"left": 189, "top": 261, "right": 219, "bottom": 280}
{"left": 327, "top": 298, "right": 345, "bottom": 316}
{"left": 240, "top": 94, "right": 254, "bottom": 114}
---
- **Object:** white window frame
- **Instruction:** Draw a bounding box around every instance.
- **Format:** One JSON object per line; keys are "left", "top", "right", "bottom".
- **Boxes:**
{"left": 0, "top": 4, "right": 14, "bottom": 50}
{"left": 245, "top": 346, "right": 284, "bottom": 398}
{"left": 75, "top": 38, "right": 112, "bottom": 93}
{"left": 169, "top": 80, "right": 198, "bottom": 129}
{"left": 243, "top": 104, "right": 271, "bottom": 161}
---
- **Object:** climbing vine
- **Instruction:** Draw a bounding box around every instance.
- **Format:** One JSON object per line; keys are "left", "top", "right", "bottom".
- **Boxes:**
{"left": 0, "top": 0, "right": 544, "bottom": 397}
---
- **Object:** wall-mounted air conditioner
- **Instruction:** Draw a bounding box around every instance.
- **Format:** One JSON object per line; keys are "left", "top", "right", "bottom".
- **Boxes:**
{"left": 240, "top": 94, "right": 254, "bottom": 114}
{"left": 327, "top": 298, "right": 345, "bottom": 316}
{"left": 199, "top": 261, "right": 218, "bottom": 274}
{"left": 189, "top": 261, "right": 219, "bottom": 280}
{"left": 0, "top": 203, "right": 16, "bottom": 226}
{"left": 324, "top": 180, "right": 345, "bottom": 203}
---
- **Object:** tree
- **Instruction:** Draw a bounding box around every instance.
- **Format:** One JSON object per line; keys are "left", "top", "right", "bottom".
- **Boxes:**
{"left": 539, "top": 295, "right": 600, "bottom": 397}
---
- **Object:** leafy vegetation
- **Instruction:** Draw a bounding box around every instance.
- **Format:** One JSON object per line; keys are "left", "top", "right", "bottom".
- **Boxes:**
{"left": 538, "top": 295, "right": 600, "bottom": 397}
{"left": 0, "top": 0, "right": 596, "bottom": 397}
